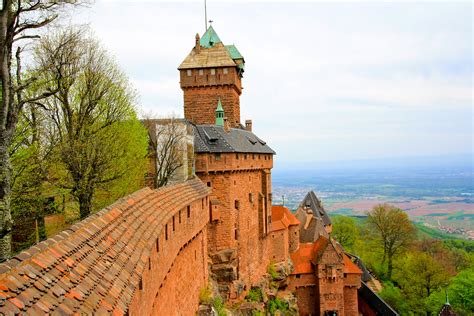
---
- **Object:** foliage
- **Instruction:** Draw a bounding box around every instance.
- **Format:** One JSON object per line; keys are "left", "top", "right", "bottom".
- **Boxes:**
{"left": 245, "top": 287, "right": 264, "bottom": 303}
{"left": 267, "top": 297, "right": 289, "bottom": 315}
{"left": 366, "top": 204, "right": 416, "bottom": 279}
{"left": 447, "top": 268, "right": 474, "bottom": 314}
{"left": 268, "top": 263, "right": 279, "bottom": 280}
{"left": 199, "top": 283, "right": 213, "bottom": 305}
{"left": 212, "top": 296, "right": 227, "bottom": 316}
{"left": 393, "top": 252, "right": 449, "bottom": 314}
{"left": 331, "top": 215, "right": 359, "bottom": 250}
{"left": 33, "top": 28, "right": 148, "bottom": 219}
{"left": 378, "top": 282, "right": 409, "bottom": 314}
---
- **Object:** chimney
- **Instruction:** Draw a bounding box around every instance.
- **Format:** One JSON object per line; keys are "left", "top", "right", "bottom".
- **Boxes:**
{"left": 245, "top": 119, "right": 252, "bottom": 132}
{"left": 224, "top": 117, "right": 230, "bottom": 132}
{"left": 195, "top": 33, "right": 201, "bottom": 53}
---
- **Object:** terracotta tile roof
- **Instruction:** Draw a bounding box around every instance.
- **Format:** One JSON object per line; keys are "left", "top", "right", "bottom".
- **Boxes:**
{"left": 290, "top": 237, "right": 329, "bottom": 275}
{"left": 0, "top": 179, "right": 209, "bottom": 314}
{"left": 343, "top": 254, "right": 363, "bottom": 274}
{"left": 271, "top": 206, "right": 300, "bottom": 232}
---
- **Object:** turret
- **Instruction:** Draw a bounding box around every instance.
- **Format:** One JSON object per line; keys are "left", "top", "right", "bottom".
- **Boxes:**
{"left": 178, "top": 26, "right": 245, "bottom": 128}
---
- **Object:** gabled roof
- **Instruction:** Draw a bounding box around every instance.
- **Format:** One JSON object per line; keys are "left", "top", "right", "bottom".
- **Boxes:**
{"left": 271, "top": 205, "right": 300, "bottom": 231}
{"left": 193, "top": 125, "right": 275, "bottom": 154}
{"left": 295, "top": 207, "right": 329, "bottom": 243}
{"left": 343, "top": 254, "right": 363, "bottom": 274}
{"left": 0, "top": 179, "right": 209, "bottom": 314}
{"left": 200, "top": 25, "right": 222, "bottom": 48}
{"left": 299, "top": 191, "right": 331, "bottom": 226}
{"left": 290, "top": 238, "right": 329, "bottom": 275}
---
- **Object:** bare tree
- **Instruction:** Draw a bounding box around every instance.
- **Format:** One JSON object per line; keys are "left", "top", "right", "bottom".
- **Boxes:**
{"left": 142, "top": 118, "right": 191, "bottom": 188}
{"left": 366, "top": 203, "right": 416, "bottom": 279}
{"left": 34, "top": 28, "right": 147, "bottom": 219}
{"left": 0, "top": 0, "right": 83, "bottom": 260}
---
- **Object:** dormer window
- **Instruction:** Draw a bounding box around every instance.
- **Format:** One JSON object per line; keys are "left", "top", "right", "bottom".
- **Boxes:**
{"left": 211, "top": 68, "right": 216, "bottom": 75}
{"left": 186, "top": 69, "right": 192, "bottom": 76}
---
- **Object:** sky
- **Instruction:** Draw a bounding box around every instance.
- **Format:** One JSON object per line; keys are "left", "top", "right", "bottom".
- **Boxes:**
{"left": 70, "top": 1, "right": 473, "bottom": 165}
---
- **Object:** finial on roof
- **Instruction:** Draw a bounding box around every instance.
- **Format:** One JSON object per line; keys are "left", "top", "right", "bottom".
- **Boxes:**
{"left": 215, "top": 99, "right": 224, "bottom": 126}
{"left": 195, "top": 33, "right": 201, "bottom": 53}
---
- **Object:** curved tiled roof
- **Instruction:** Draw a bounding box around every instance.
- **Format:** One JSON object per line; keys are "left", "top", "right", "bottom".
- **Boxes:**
{"left": 194, "top": 125, "right": 275, "bottom": 154}
{"left": 0, "top": 179, "right": 209, "bottom": 314}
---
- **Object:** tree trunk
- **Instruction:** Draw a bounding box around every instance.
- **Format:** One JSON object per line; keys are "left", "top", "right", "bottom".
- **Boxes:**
{"left": 387, "top": 255, "right": 393, "bottom": 280}
{"left": 0, "top": 137, "right": 12, "bottom": 261}
{"left": 78, "top": 190, "right": 93, "bottom": 220}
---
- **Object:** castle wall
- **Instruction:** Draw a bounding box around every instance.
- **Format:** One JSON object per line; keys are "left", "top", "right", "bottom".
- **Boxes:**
{"left": 343, "top": 286, "right": 359, "bottom": 316}
{"left": 196, "top": 152, "right": 273, "bottom": 300}
{"left": 180, "top": 67, "right": 242, "bottom": 127}
{"left": 270, "top": 229, "right": 289, "bottom": 263}
{"left": 151, "top": 231, "right": 208, "bottom": 316}
{"left": 127, "top": 188, "right": 210, "bottom": 315}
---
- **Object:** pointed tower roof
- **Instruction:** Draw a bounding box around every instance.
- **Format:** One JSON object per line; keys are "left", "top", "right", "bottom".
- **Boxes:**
{"left": 200, "top": 25, "right": 222, "bottom": 48}
{"left": 179, "top": 26, "right": 245, "bottom": 71}
{"left": 215, "top": 99, "right": 224, "bottom": 126}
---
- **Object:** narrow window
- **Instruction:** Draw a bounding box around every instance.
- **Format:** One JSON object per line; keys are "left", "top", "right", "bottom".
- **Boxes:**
{"left": 187, "top": 205, "right": 191, "bottom": 218}
{"left": 156, "top": 237, "right": 159, "bottom": 252}
{"left": 165, "top": 224, "right": 168, "bottom": 240}
{"left": 172, "top": 216, "right": 175, "bottom": 231}
{"left": 179, "top": 210, "right": 182, "bottom": 223}
{"left": 296, "top": 274, "right": 301, "bottom": 279}
{"left": 244, "top": 154, "right": 247, "bottom": 160}
{"left": 199, "top": 69, "right": 204, "bottom": 75}
{"left": 139, "top": 278, "right": 143, "bottom": 290}
{"left": 234, "top": 229, "right": 238, "bottom": 240}
{"left": 249, "top": 193, "right": 253, "bottom": 203}
{"left": 223, "top": 68, "right": 228, "bottom": 74}
{"left": 252, "top": 154, "right": 255, "bottom": 159}
{"left": 148, "top": 258, "right": 151, "bottom": 270}
{"left": 207, "top": 181, "right": 211, "bottom": 187}
{"left": 236, "top": 153, "right": 239, "bottom": 159}
{"left": 186, "top": 69, "right": 192, "bottom": 76}
{"left": 211, "top": 68, "right": 216, "bottom": 75}
{"left": 215, "top": 153, "right": 221, "bottom": 160}
{"left": 234, "top": 200, "right": 240, "bottom": 210}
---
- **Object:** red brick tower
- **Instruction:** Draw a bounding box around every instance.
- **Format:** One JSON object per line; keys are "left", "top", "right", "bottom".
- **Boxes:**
{"left": 178, "top": 26, "right": 245, "bottom": 128}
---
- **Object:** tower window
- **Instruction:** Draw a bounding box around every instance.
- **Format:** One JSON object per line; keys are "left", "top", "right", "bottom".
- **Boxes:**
{"left": 215, "top": 153, "right": 221, "bottom": 160}
{"left": 199, "top": 69, "right": 204, "bottom": 75}
{"left": 186, "top": 69, "right": 192, "bottom": 76}
{"left": 223, "top": 68, "right": 228, "bottom": 74}
{"left": 211, "top": 68, "right": 216, "bottom": 75}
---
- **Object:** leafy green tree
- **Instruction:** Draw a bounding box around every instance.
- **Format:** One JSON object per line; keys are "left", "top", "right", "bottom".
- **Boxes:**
{"left": 394, "top": 252, "right": 449, "bottom": 314}
{"left": 33, "top": 28, "right": 147, "bottom": 219}
{"left": 0, "top": 0, "right": 82, "bottom": 261}
{"left": 331, "top": 215, "right": 359, "bottom": 250}
{"left": 366, "top": 204, "right": 416, "bottom": 279}
{"left": 448, "top": 268, "right": 474, "bottom": 314}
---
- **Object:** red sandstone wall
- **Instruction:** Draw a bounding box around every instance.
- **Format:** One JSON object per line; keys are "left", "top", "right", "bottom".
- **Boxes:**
{"left": 196, "top": 153, "right": 273, "bottom": 299}
{"left": 270, "top": 229, "right": 288, "bottom": 263}
{"left": 152, "top": 231, "right": 208, "bottom": 315}
{"left": 343, "top": 286, "right": 359, "bottom": 316}
{"left": 294, "top": 286, "right": 317, "bottom": 316}
{"left": 288, "top": 225, "right": 299, "bottom": 253}
{"left": 128, "top": 197, "right": 210, "bottom": 315}
{"left": 315, "top": 246, "right": 345, "bottom": 315}
{"left": 180, "top": 67, "right": 242, "bottom": 127}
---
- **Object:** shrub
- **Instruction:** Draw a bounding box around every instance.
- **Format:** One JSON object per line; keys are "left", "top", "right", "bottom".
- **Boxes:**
{"left": 246, "top": 287, "right": 264, "bottom": 302}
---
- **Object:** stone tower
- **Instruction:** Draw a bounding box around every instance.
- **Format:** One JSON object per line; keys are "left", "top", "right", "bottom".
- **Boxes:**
{"left": 178, "top": 26, "right": 245, "bottom": 128}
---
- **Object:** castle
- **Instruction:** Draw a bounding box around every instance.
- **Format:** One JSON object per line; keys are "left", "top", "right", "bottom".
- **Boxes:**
{"left": 0, "top": 26, "right": 397, "bottom": 315}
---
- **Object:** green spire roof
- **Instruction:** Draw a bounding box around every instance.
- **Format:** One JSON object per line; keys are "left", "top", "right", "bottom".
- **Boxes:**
{"left": 215, "top": 99, "right": 224, "bottom": 126}
{"left": 225, "top": 45, "right": 243, "bottom": 60}
{"left": 200, "top": 25, "right": 222, "bottom": 48}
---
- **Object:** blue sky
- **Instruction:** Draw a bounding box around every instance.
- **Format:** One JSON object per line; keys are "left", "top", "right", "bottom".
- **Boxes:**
{"left": 72, "top": 1, "right": 473, "bottom": 164}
